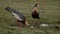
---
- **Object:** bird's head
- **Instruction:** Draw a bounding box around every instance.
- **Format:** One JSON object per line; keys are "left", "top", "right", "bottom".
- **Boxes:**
{"left": 34, "top": 3, "right": 38, "bottom": 7}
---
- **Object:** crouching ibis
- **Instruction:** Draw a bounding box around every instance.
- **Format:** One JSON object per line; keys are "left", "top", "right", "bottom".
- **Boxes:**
{"left": 5, "top": 7, "right": 29, "bottom": 27}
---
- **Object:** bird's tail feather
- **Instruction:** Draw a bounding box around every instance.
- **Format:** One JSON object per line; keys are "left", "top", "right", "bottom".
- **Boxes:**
{"left": 5, "top": 7, "right": 15, "bottom": 13}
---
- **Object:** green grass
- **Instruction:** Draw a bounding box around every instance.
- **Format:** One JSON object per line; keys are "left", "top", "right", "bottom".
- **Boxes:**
{"left": 0, "top": 0, "right": 60, "bottom": 34}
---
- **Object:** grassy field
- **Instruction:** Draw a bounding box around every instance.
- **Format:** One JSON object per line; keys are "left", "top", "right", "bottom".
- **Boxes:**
{"left": 0, "top": 0, "right": 60, "bottom": 34}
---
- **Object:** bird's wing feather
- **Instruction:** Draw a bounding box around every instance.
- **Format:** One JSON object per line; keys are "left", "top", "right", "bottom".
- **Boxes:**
{"left": 5, "top": 7, "right": 26, "bottom": 21}
{"left": 12, "top": 12, "right": 24, "bottom": 21}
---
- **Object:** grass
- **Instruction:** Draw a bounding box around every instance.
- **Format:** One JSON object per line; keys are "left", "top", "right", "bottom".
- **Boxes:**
{"left": 0, "top": 0, "right": 60, "bottom": 34}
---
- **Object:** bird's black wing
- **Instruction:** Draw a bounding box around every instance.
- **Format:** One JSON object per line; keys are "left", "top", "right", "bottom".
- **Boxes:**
{"left": 5, "top": 7, "right": 26, "bottom": 21}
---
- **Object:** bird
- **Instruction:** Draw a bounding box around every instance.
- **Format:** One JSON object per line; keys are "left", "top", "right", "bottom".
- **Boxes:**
{"left": 5, "top": 7, "right": 29, "bottom": 27}
{"left": 31, "top": 3, "right": 40, "bottom": 27}
{"left": 32, "top": 3, "right": 40, "bottom": 19}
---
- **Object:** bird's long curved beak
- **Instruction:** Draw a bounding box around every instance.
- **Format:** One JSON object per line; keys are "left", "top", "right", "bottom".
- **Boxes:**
{"left": 25, "top": 20, "right": 30, "bottom": 26}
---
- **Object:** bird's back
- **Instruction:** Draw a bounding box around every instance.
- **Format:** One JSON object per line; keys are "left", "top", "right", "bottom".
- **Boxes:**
{"left": 5, "top": 7, "right": 26, "bottom": 21}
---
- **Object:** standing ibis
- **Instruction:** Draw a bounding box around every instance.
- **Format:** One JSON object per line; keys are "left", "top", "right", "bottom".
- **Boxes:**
{"left": 31, "top": 3, "right": 40, "bottom": 27}
{"left": 5, "top": 7, "right": 29, "bottom": 27}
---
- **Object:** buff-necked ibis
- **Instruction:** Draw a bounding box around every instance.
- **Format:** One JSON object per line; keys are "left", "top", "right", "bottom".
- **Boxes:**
{"left": 31, "top": 3, "right": 40, "bottom": 27}
{"left": 5, "top": 7, "right": 29, "bottom": 27}
{"left": 32, "top": 3, "right": 40, "bottom": 19}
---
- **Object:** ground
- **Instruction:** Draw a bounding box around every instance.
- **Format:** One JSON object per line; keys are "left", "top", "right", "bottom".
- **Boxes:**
{"left": 0, "top": 0, "right": 60, "bottom": 34}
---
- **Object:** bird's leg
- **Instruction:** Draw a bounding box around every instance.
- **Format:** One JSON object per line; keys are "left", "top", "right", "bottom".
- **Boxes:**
{"left": 31, "top": 19, "right": 34, "bottom": 25}
{"left": 33, "top": 19, "right": 36, "bottom": 26}
{"left": 36, "top": 19, "right": 39, "bottom": 25}
{"left": 16, "top": 20, "right": 21, "bottom": 27}
{"left": 35, "top": 19, "right": 38, "bottom": 26}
